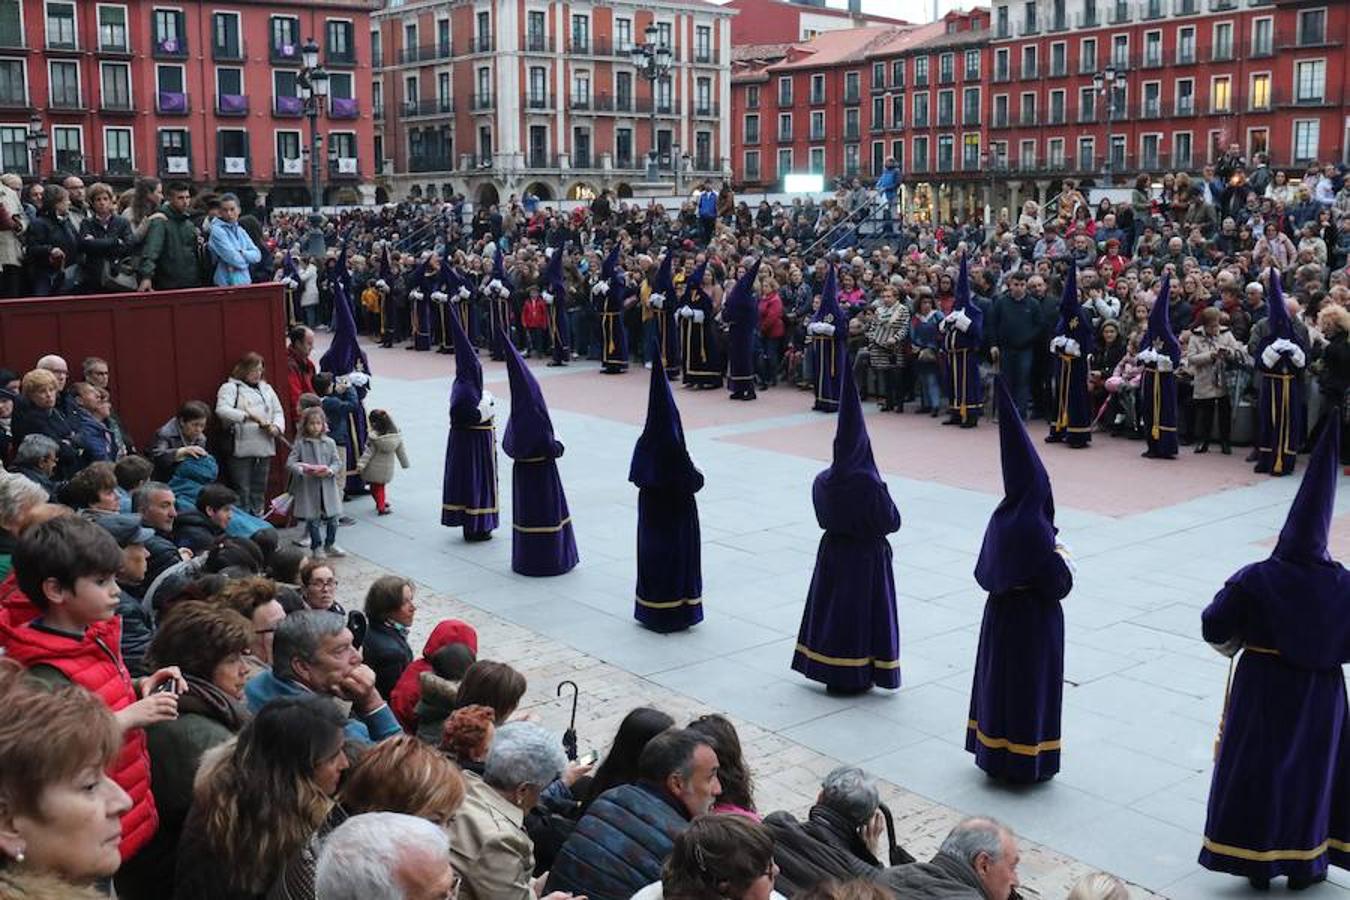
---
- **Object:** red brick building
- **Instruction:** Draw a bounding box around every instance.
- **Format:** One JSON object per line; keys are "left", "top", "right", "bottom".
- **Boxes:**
{"left": 373, "top": 0, "right": 734, "bottom": 206}
{"left": 723, "top": 0, "right": 908, "bottom": 45}
{"left": 15, "top": 0, "right": 378, "bottom": 207}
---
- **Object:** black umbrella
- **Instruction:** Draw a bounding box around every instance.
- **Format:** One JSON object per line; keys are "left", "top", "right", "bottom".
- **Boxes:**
{"left": 557, "top": 680, "right": 579, "bottom": 761}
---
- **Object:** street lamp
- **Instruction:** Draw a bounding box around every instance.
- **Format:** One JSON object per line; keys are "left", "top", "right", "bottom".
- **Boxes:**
{"left": 631, "top": 24, "right": 673, "bottom": 182}
{"left": 1092, "top": 65, "right": 1127, "bottom": 186}
{"left": 298, "top": 38, "right": 330, "bottom": 259}
{"left": 25, "top": 113, "right": 47, "bottom": 179}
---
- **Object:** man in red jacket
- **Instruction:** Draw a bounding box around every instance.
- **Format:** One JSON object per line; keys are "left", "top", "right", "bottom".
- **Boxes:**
{"left": 0, "top": 515, "right": 185, "bottom": 875}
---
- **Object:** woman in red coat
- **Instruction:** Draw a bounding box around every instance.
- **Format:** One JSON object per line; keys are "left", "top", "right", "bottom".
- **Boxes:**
{"left": 757, "top": 275, "right": 785, "bottom": 388}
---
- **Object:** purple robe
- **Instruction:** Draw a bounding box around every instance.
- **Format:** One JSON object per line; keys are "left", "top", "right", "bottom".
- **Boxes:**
{"left": 441, "top": 308, "right": 498, "bottom": 538}
{"left": 725, "top": 274, "right": 759, "bottom": 401}
{"left": 1047, "top": 266, "right": 1093, "bottom": 448}
{"left": 1255, "top": 357, "right": 1304, "bottom": 476}
{"left": 1140, "top": 367, "right": 1179, "bottom": 458}
{"left": 942, "top": 255, "right": 984, "bottom": 424}
{"left": 681, "top": 290, "right": 723, "bottom": 389}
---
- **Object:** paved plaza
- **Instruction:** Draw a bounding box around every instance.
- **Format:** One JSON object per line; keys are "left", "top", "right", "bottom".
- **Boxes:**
{"left": 314, "top": 334, "right": 1350, "bottom": 899}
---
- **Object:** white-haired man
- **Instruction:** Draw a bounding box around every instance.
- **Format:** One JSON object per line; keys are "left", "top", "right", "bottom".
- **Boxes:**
{"left": 885, "top": 817, "right": 1021, "bottom": 899}
{"left": 316, "top": 812, "right": 456, "bottom": 900}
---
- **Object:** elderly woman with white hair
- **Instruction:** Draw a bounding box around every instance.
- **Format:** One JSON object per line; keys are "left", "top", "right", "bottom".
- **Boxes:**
{"left": 445, "top": 721, "right": 572, "bottom": 900}
{"left": 0, "top": 471, "right": 47, "bottom": 578}
{"left": 316, "top": 812, "right": 457, "bottom": 900}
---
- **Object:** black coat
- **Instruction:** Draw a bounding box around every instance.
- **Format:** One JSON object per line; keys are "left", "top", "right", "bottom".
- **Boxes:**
{"left": 363, "top": 619, "right": 413, "bottom": 702}
{"left": 171, "top": 510, "right": 223, "bottom": 555}
{"left": 78, "top": 213, "right": 133, "bottom": 293}
{"left": 11, "top": 402, "right": 81, "bottom": 479}
{"left": 24, "top": 211, "right": 80, "bottom": 295}
{"left": 763, "top": 805, "right": 912, "bottom": 896}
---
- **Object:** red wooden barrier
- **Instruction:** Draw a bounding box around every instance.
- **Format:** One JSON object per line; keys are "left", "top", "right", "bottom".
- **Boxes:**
{"left": 0, "top": 284, "right": 290, "bottom": 448}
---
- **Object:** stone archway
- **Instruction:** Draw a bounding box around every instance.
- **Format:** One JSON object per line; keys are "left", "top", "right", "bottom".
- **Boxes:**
{"left": 323, "top": 186, "right": 361, "bottom": 206}
{"left": 476, "top": 182, "right": 501, "bottom": 207}
{"left": 566, "top": 182, "right": 597, "bottom": 201}
{"left": 269, "top": 185, "right": 312, "bottom": 208}
{"left": 526, "top": 181, "right": 555, "bottom": 202}
{"left": 614, "top": 182, "right": 633, "bottom": 199}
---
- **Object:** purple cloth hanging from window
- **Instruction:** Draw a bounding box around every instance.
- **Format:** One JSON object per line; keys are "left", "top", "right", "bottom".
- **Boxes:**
{"left": 157, "top": 91, "right": 187, "bottom": 113}
{"left": 157, "top": 37, "right": 182, "bottom": 54}
{"left": 218, "top": 93, "right": 248, "bottom": 113}
{"left": 330, "top": 97, "right": 359, "bottom": 118}
{"left": 275, "top": 95, "right": 304, "bottom": 115}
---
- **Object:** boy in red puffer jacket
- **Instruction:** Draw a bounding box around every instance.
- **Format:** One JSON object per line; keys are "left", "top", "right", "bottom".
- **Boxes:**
{"left": 0, "top": 515, "right": 185, "bottom": 878}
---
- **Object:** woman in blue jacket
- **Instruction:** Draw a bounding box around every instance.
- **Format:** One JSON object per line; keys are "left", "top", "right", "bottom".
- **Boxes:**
{"left": 207, "top": 193, "right": 262, "bottom": 286}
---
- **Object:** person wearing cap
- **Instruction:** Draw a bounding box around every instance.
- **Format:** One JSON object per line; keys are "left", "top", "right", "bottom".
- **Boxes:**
{"left": 1252, "top": 269, "right": 1308, "bottom": 476}
{"left": 966, "top": 376, "right": 1073, "bottom": 783}
{"left": 1198, "top": 422, "right": 1349, "bottom": 890}
{"left": 95, "top": 513, "right": 157, "bottom": 677}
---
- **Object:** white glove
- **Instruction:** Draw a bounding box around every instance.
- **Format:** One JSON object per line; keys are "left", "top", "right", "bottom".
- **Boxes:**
{"left": 592, "top": 281, "right": 609, "bottom": 296}
{"left": 1260, "top": 344, "right": 1281, "bottom": 369}
{"left": 1094, "top": 297, "right": 1120, "bottom": 320}
{"left": 1049, "top": 336, "right": 1066, "bottom": 353}
{"left": 951, "top": 311, "right": 971, "bottom": 333}
{"left": 282, "top": 277, "right": 299, "bottom": 290}
{"left": 1270, "top": 338, "right": 1306, "bottom": 368}
{"left": 431, "top": 290, "right": 448, "bottom": 304}
{"left": 692, "top": 310, "right": 705, "bottom": 324}
{"left": 808, "top": 322, "right": 837, "bottom": 336}
{"left": 487, "top": 278, "right": 504, "bottom": 294}
{"left": 542, "top": 291, "right": 554, "bottom": 305}
{"left": 649, "top": 293, "right": 665, "bottom": 310}
{"left": 1063, "top": 337, "right": 1081, "bottom": 358}
{"left": 345, "top": 372, "right": 370, "bottom": 388}
{"left": 476, "top": 391, "right": 496, "bottom": 424}
{"left": 1136, "top": 348, "right": 1157, "bottom": 366}
{"left": 410, "top": 289, "right": 424, "bottom": 302}
{"left": 544, "top": 247, "right": 555, "bottom": 258}
{"left": 677, "top": 305, "right": 693, "bottom": 319}
{"left": 375, "top": 279, "right": 389, "bottom": 292}
{"left": 457, "top": 287, "right": 471, "bottom": 300}
{"left": 1156, "top": 356, "right": 1174, "bottom": 373}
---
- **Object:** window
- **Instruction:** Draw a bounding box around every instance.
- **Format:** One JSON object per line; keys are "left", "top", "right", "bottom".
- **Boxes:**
{"left": 1047, "top": 137, "right": 1064, "bottom": 167}
{"left": 937, "top": 90, "right": 953, "bottom": 126}
{"left": 615, "top": 18, "right": 631, "bottom": 53}
{"left": 1212, "top": 22, "right": 1232, "bottom": 61}
{"left": 695, "top": 25, "right": 710, "bottom": 61}
{"left": 328, "top": 71, "right": 352, "bottom": 100}
{"left": 476, "top": 67, "right": 490, "bottom": 104}
{"left": 939, "top": 52, "right": 953, "bottom": 83}
{"left": 271, "top": 15, "right": 300, "bottom": 60}
{"left": 1248, "top": 127, "right": 1268, "bottom": 157}
{"left": 0, "top": 124, "right": 25, "bottom": 173}
{"left": 777, "top": 147, "right": 792, "bottom": 176}
{"left": 872, "top": 96, "right": 884, "bottom": 129}
{"left": 615, "top": 127, "right": 632, "bottom": 167}
{"left": 1050, "top": 42, "right": 1065, "bottom": 76}
{"left": 153, "top": 8, "right": 185, "bottom": 55}
{"left": 616, "top": 71, "right": 632, "bottom": 109}
{"left": 810, "top": 74, "right": 825, "bottom": 104}
{"left": 1173, "top": 132, "right": 1192, "bottom": 168}
{"left": 810, "top": 110, "right": 824, "bottom": 140}
{"left": 871, "top": 140, "right": 884, "bottom": 176}
{"left": 1176, "top": 78, "right": 1194, "bottom": 115}
{"left": 994, "top": 94, "right": 1009, "bottom": 126}
{"left": 913, "top": 92, "right": 928, "bottom": 127}
{"left": 572, "top": 126, "right": 590, "bottom": 166}
{"left": 809, "top": 146, "right": 824, "bottom": 174}
{"left": 844, "top": 143, "right": 859, "bottom": 176}
{"left": 996, "top": 5, "right": 1009, "bottom": 37}
{"left": 1142, "top": 81, "right": 1160, "bottom": 117}
{"left": 1023, "top": 0, "right": 1038, "bottom": 32}
{"left": 571, "top": 14, "right": 589, "bottom": 51}
{"left": 844, "top": 71, "right": 859, "bottom": 103}
{"left": 656, "top": 75, "right": 671, "bottom": 111}
{"left": 1251, "top": 18, "right": 1271, "bottom": 55}
{"left": 0, "top": 58, "right": 20, "bottom": 104}
{"left": 1021, "top": 46, "right": 1037, "bottom": 78}
{"left": 891, "top": 139, "right": 903, "bottom": 171}
{"left": 401, "top": 74, "right": 416, "bottom": 105}
{"left": 1298, "top": 9, "right": 1325, "bottom": 45}
{"left": 1210, "top": 76, "right": 1230, "bottom": 113}
{"left": 845, "top": 107, "right": 859, "bottom": 139}
{"left": 696, "top": 77, "right": 711, "bottom": 114}
{"left": 1078, "top": 86, "right": 1095, "bottom": 121}
{"left": 1080, "top": 38, "right": 1096, "bottom": 73}
{"left": 1020, "top": 139, "right": 1037, "bottom": 169}
{"left": 1177, "top": 26, "right": 1195, "bottom": 63}
{"left": 872, "top": 61, "right": 885, "bottom": 88}
{"left": 892, "top": 60, "right": 904, "bottom": 86}
{"left": 476, "top": 11, "right": 491, "bottom": 46}
{"left": 46, "top": 1, "right": 76, "bottom": 49}
{"left": 1111, "top": 35, "right": 1127, "bottom": 67}
{"left": 995, "top": 48, "right": 1010, "bottom": 80}
{"left": 657, "top": 22, "right": 671, "bottom": 50}
{"left": 744, "top": 114, "right": 759, "bottom": 143}
{"left": 965, "top": 49, "right": 980, "bottom": 80}
{"left": 326, "top": 20, "right": 354, "bottom": 63}
{"left": 891, "top": 94, "right": 903, "bottom": 127}
{"left": 1144, "top": 31, "right": 1161, "bottom": 66}
{"left": 572, "top": 71, "right": 590, "bottom": 106}
{"left": 1049, "top": 89, "right": 1065, "bottom": 123}
{"left": 48, "top": 59, "right": 79, "bottom": 107}
{"left": 1250, "top": 73, "right": 1270, "bottom": 110}
{"left": 528, "top": 66, "right": 546, "bottom": 107}
{"left": 437, "top": 19, "right": 449, "bottom": 55}
{"left": 1020, "top": 92, "right": 1036, "bottom": 125}
{"left": 437, "top": 72, "right": 450, "bottom": 105}
{"left": 104, "top": 126, "right": 132, "bottom": 172}
{"left": 963, "top": 133, "right": 981, "bottom": 169}
{"left": 330, "top": 132, "right": 356, "bottom": 167}
{"left": 1295, "top": 60, "right": 1325, "bottom": 103}
{"left": 101, "top": 61, "right": 130, "bottom": 107}
{"left": 212, "top": 12, "right": 240, "bottom": 59}
{"left": 778, "top": 76, "right": 792, "bottom": 106}
{"left": 915, "top": 56, "right": 929, "bottom": 85}
{"left": 524, "top": 11, "right": 545, "bottom": 51}
{"left": 1293, "top": 120, "right": 1319, "bottom": 162}
{"left": 744, "top": 149, "right": 760, "bottom": 180}
{"left": 913, "top": 135, "right": 928, "bottom": 171}
{"left": 1141, "top": 133, "right": 1159, "bottom": 168}
{"left": 778, "top": 112, "right": 792, "bottom": 141}
{"left": 53, "top": 125, "right": 81, "bottom": 171}
{"left": 218, "top": 129, "right": 247, "bottom": 172}
{"left": 478, "top": 125, "right": 492, "bottom": 162}
{"left": 157, "top": 64, "right": 182, "bottom": 94}
{"left": 746, "top": 85, "right": 759, "bottom": 109}
{"left": 99, "top": 5, "right": 128, "bottom": 52}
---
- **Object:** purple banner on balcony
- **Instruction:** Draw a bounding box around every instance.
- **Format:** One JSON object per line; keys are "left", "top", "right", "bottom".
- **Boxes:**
{"left": 275, "top": 95, "right": 304, "bottom": 116}
{"left": 218, "top": 93, "right": 248, "bottom": 113}
{"left": 330, "top": 97, "right": 359, "bottom": 119}
{"left": 157, "top": 91, "right": 187, "bottom": 113}
{"left": 275, "top": 43, "right": 297, "bottom": 59}
{"left": 157, "top": 37, "right": 181, "bottom": 54}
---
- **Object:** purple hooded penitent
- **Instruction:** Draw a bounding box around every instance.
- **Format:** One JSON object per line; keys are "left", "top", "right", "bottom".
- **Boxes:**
{"left": 440, "top": 296, "right": 498, "bottom": 537}
{"left": 809, "top": 264, "right": 845, "bottom": 412}
{"left": 1199, "top": 420, "right": 1349, "bottom": 883}
{"left": 792, "top": 351, "right": 901, "bottom": 690}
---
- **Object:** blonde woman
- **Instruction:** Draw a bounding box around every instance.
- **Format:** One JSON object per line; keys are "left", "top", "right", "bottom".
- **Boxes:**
{"left": 1066, "top": 872, "right": 1130, "bottom": 900}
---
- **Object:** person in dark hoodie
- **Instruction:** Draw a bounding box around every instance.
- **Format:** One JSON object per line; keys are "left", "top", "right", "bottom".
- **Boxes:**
{"left": 172, "top": 483, "right": 236, "bottom": 555}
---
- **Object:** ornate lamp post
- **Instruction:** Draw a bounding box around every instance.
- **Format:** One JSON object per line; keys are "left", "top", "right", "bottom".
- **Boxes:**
{"left": 298, "top": 38, "right": 330, "bottom": 258}
{"left": 1092, "top": 65, "right": 1127, "bottom": 186}
{"left": 631, "top": 24, "right": 672, "bottom": 182}
{"left": 25, "top": 113, "right": 47, "bottom": 179}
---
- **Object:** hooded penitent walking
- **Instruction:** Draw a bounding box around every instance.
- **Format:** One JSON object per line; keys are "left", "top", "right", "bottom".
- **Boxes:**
{"left": 725, "top": 259, "right": 762, "bottom": 402}
{"left": 596, "top": 242, "right": 629, "bottom": 374}
{"left": 319, "top": 248, "right": 371, "bottom": 498}
{"left": 1255, "top": 268, "right": 1307, "bottom": 476}
{"left": 440, "top": 296, "right": 499, "bottom": 542}
{"left": 806, "top": 266, "right": 844, "bottom": 413}
{"left": 542, "top": 247, "right": 572, "bottom": 367}
{"left": 792, "top": 328, "right": 901, "bottom": 692}
{"left": 966, "top": 375, "right": 1074, "bottom": 782}
{"left": 650, "top": 250, "right": 682, "bottom": 379}
{"left": 1199, "top": 420, "right": 1348, "bottom": 890}
{"left": 678, "top": 262, "right": 722, "bottom": 389}
{"left": 1046, "top": 264, "right": 1094, "bottom": 448}
{"left": 1138, "top": 273, "right": 1181, "bottom": 459}
{"left": 485, "top": 247, "right": 514, "bottom": 361}
{"left": 939, "top": 254, "right": 983, "bottom": 427}
{"left": 407, "top": 254, "right": 436, "bottom": 352}
{"left": 631, "top": 339, "right": 705, "bottom": 632}
{"left": 500, "top": 329, "right": 578, "bottom": 576}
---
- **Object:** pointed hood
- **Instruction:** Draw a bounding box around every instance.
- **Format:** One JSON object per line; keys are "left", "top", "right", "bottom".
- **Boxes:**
{"left": 379, "top": 245, "right": 392, "bottom": 283}
{"left": 954, "top": 253, "right": 972, "bottom": 311}
{"left": 544, "top": 246, "right": 566, "bottom": 297}
{"left": 812, "top": 264, "right": 844, "bottom": 325}
{"left": 282, "top": 250, "right": 300, "bottom": 282}
{"left": 654, "top": 250, "right": 675, "bottom": 297}
{"left": 682, "top": 261, "right": 707, "bottom": 305}
{"left": 974, "top": 376, "right": 1059, "bottom": 594}
{"left": 1143, "top": 273, "right": 1181, "bottom": 364}
{"left": 810, "top": 356, "right": 900, "bottom": 536}
{"left": 1058, "top": 263, "right": 1080, "bottom": 324}
{"left": 319, "top": 278, "right": 369, "bottom": 376}
{"left": 447, "top": 291, "right": 483, "bottom": 417}
{"left": 601, "top": 242, "right": 622, "bottom": 284}
{"left": 629, "top": 337, "right": 703, "bottom": 495}
{"left": 1264, "top": 267, "right": 1294, "bottom": 341}
{"left": 725, "top": 258, "right": 762, "bottom": 314}
{"left": 501, "top": 329, "right": 559, "bottom": 459}
{"left": 1275, "top": 415, "right": 1340, "bottom": 563}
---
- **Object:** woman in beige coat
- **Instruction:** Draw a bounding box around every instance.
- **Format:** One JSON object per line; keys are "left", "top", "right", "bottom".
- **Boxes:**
{"left": 215, "top": 352, "right": 286, "bottom": 515}
{"left": 1186, "top": 307, "right": 1249, "bottom": 454}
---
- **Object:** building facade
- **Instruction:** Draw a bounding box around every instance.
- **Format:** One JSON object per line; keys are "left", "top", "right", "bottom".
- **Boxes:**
{"left": 724, "top": 0, "right": 908, "bottom": 46}
{"left": 13, "top": 0, "right": 378, "bottom": 208}
{"left": 374, "top": 0, "right": 734, "bottom": 206}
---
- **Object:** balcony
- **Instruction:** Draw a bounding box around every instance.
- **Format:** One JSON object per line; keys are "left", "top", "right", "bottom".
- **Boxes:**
{"left": 913, "top": 116, "right": 929, "bottom": 128}
{"left": 1208, "top": 0, "right": 1236, "bottom": 9}
{"left": 372, "top": 50, "right": 382, "bottom": 68}
{"left": 404, "top": 98, "right": 456, "bottom": 117}
{"left": 524, "top": 35, "right": 555, "bottom": 53}
{"left": 572, "top": 153, "right": 594, "bottom": 169}
{"left": 216, "top": 93, "right": 248, "bottom": 116}
{"left": 844, "top": 89, "right": 860, "bottom": 103}
{"left": 526, "top": 153, "right": 560, "bottom": 169}
{"left": 1211, "top": 43, "right": 1233, "bottom": 62}
{"left": 937, "top": 110, "right": 953, "bottom": 127}
{"left": 744, "top": 166, "right": 761, "bottom": 182}
{"left": 212, "top": 40, "right": 246, "bottom": 62}
{"left": 105, "top": 159, "right": 135, "bottom": 176}
{"left": 409, "top": 154, "right": 454, "bottom": 173}
{"left": 844, "top": 126, "right": 860, "bottom": 140}
{"left": 270, "top": 42, "right": 302, "bottom": 65}
{"left": 1277, "top": 29, "right": 1340, "bottom": 50}
{"left": 1174, "top": 47, "right": 1196, "bottom": 65}
{"left": 1046, "top": 14, "right": 1069, "bottom": 32}
{"left": 1173, "top": 0, "right": 1197, "bottom": 12}
{"left": 810, "top": 90, "right": 826, "bottom": 106}
{"left": 1141, "top": 0, "right": 1165, "bottom": 19}
{"left": 470, "top": 92, "right": 493, "bottom": 111}
{"left": 965, "top": 66, "right": 980, "bottom": 81}
{"left": 1047, "top": 107, "right": 1065, "bottom": 124}
{"left": 398, "top": 44, "right": 452, "bottom": 64}
{"left": 158, "top": 151, "right": 192, "bottom": 177}
{"left": 326, "top": 48, "right": 356, "bottom": 67}
{"left": 1107, "top": 1, "right": 1132, "bottom": 24}
{"left": 1249, "top": 38, "right": 1273, "bottom": 58}
{"left": 996, "top": 23, "right": 1011, "bottom": 39}
{"left": 273, "top": 95, "right": 305, "bottom": 117}
{"left": 693, "top": 101, "right": 720, "bottom": 118}
{"left": 329, "top": 97, "right": 360, "bottom": 119}
{"left": 217, "top": 155, "right": 251, "bottom": 178}
{"left": 1019, "top": 110, "right": 1036, "bottom": 126}
{"left": 1077, "top": 105, "right": 1096, "bottom": 122}
{"left": 1076, "top": 10, "right": 1099, "bottom": 27}
{"left": 938, "top": 70, "right": 954, "bottom": 85}
{"left": 992, "top": 67, "right": 1010, "bottom": 84}
{"left": 526, "top": 92, "right": 553, "bottom": 111}
{"left": 328, "top": 157, "right": 360, "bottom": 179}
{"left": 566, "top": 37, "right": 590, "bottom": 55}
{"left": 1020, "top": 64, "right": 1038, "bottom": 79}
{"left": 98, "top": 38, "right": 132, "bottom": 57}
{"left": 745, "top": 93, "right": 759, "bottom": 110}
{"left": 100, "top": 94, "right": 135, "bottom": 115}
{"left": 1140, "top": 98, "right": 1161, "bottom": 118}
{"left": 777, "top": 129, "right": 793, "bottom": 143}
{"left": 992, "top": 111, "right": 1010, "bottom": 128}
{"left": 275, "top": 156, "right": 305, "bottom": 179}
{"left": 961, "top": 154, "right": 983, "bottom": 171}
{"left": 693, "top": 49, "right": 719, "bottom": 65}
{"left": 1172, "top": 97, "right": 1195, "bottom": 116}
{"left": 1248, "top": 92, "right": 1272, "bottom": 111}
{"left": 460, "top": 34, "right": 494, "bottom": 54}
{"left": 156, "top": 91, "right": 189, "bottom": 115}
{"left": 809, "top": 127, "right": 825, "bottom": 141}
{"left": 911, "top": 158, "right": 929, "bottom": 174}
{"left": 914, "top": 73, "right": 928, "bottom": 87}
{"left": 778, "top": 91, "right": 792, "bottom": 106}
{"left": 49, "top": 91, "right": 84, "bottom": 112}
{"left": 634, "top": 97, "right": 681, "bottom": 115}
{"left": 1079, "top": 57, "right": 1098, "bottom": 74}
{"left": 1050, "top": 63, "right": 1067, "bottom": 78}
{"left": 1021, "top": 18, "right": 1040, "bottom": 35}
{"left": 152, "top": 35, "right": 187, "bottom": 59}
{"left": 568, "top": 95, "right": 592, "bottom": 112}
{"left": 1142, "top": 50, "right": 1162, "bottom": 68}
{"left": 1277, "top": 87, "right": 1330, "bottom": 108}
